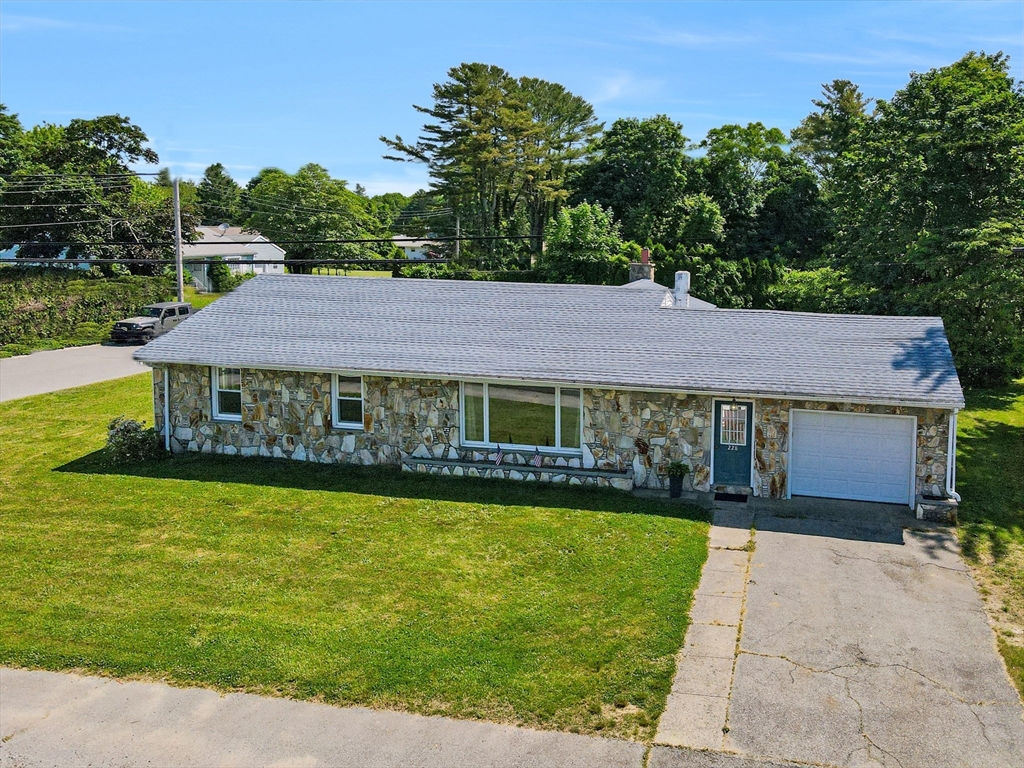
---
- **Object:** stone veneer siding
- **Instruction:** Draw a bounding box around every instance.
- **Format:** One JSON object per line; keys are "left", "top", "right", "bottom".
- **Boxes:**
{"left": 152, "top": 365, "right": 952, "bottom": 498}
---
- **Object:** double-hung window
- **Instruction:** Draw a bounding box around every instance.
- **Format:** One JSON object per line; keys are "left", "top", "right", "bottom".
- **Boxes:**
{"left": 332, "top": 374, "right": 364, "bottom": 430}
{"left": 461, "top": 382, "right": 581, "bottom": 451}
{"left": 212, "top": 367, "right": 242, "bottom": 421}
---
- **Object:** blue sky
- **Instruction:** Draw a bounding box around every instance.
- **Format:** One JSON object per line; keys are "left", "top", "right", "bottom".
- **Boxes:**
{"left": 2, "top": 1, "right": 1021, "bottom": 195}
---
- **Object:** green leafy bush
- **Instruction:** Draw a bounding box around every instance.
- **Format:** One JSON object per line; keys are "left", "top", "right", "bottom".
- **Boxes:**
{"left": 0, "top": 343, "right": 33, "bottom": 358}
{"left": 208, "top": 258, "right": 257, "bottom": 292}
{"left": 105, "top": 417, "right": 164, "bottom": 464}
{"left": 0, "top": 267, "right": 173, "bottom": 346}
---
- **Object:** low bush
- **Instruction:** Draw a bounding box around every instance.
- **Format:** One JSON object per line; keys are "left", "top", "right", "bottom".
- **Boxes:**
{"left": 105, "top": 416, "right": 164, "bottom": 464}
{"left": 0, "top": 343, "right": 33, "bottom": 358}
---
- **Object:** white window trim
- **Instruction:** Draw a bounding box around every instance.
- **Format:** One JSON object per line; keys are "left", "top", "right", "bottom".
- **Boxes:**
{"left": 332, "top": 373, "right": 365, "bottom": 431}
{"left": 459, "top": 380, "right": 583, "bottom": 454}
{"left": 212, "top": 366, "right": 243, "bottom": 422}
{"left": 719, "top": 403, "right": 749, "bottom": 447}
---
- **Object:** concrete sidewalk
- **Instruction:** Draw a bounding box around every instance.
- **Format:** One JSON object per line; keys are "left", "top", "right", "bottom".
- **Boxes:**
{"left": 0, "top": 668, "right": 645, "bottom": 768}
{"left": 0, "top": 344, "right": 148, "bottom": 402}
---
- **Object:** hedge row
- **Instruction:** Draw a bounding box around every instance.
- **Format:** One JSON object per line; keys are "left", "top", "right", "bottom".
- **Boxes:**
{"left": 0, "top": 267, "right": 174, "bottom": 345}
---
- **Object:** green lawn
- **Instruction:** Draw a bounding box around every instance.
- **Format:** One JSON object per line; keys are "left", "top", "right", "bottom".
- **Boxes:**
{"left": 957, "top": 378, "right": 1024, "bottom": 697}
{"left": 0, "top": 374, "right": 708, "bottom": 740}
{"left": 312, "top": 267, "right": 393, "bottom": 278}
{"left": 183, "top": 286, "right": 223, "bottom": 309}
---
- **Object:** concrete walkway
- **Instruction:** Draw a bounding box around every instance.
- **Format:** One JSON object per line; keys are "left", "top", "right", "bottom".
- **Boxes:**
{"left": 655, "top": 498, "right": 1024, "bottom": 768}
{"left": 0, "top": 668, "right": 644, "bottom": 768}
{"left": 655, "top": 508, "right": 752, "bottom": 751}
{"left": 0, "top": 344, "right": 147, "bottom": 402}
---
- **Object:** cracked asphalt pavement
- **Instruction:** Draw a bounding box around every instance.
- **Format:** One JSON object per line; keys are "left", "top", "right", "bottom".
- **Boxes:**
{"left": 722, "top": 501, "right": 1024, "bottom": 768}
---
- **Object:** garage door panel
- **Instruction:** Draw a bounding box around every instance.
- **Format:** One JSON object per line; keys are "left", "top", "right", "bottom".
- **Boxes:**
{"left": 791, "top": 411, "right": 914, "bottom": 504}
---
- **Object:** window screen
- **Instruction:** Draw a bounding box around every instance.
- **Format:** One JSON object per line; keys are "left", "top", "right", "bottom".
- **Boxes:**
{"left": 216, "top": 368, "right": 242, "bottom": 417}
{"left": 720, "top": 404, "right": 748, "bottom": 446}
{"left": 335, "top": 376, "right": 363, "bottom": 426}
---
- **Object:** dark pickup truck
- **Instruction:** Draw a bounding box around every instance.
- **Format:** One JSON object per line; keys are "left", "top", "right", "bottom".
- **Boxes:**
{"left": 110, "top": 301, "right": 193, "bottom": 344}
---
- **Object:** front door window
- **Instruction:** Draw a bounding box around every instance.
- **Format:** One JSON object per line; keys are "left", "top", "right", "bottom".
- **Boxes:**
{"left": 720, "top": 404, "right": 748, "bottom": 446}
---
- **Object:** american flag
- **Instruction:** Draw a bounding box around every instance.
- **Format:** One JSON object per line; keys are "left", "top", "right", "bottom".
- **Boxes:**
{"left": 494, "top": 446, "right": 504, "bottom": 465}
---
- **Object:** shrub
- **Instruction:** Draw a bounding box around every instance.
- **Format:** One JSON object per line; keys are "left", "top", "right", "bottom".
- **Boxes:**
{"left": 208, "top": 258, "right": 257, "bottom": 293}
{"left": 71, "top": 321, "right": 112, "bottom": 343}
{"left": 106, "top": 417, "right": 164, "bottom": 463}
{"left": 0, "top": 343, "right": 33, "bottom": 358}
{"left": 0, "top": 267, "right": 173, "bottom": 346}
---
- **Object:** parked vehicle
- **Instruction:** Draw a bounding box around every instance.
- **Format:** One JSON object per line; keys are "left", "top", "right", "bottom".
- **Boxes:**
{"left": 110, "top": 302, "right": 193, "bottom": 344}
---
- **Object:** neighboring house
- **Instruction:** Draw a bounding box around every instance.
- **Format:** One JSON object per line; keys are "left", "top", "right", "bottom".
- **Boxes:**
{"left": 134, "top": 268, "right": 965, "bottom": 514}
{"left": 392, "top": 237, "right": 438, "bottom": 260}
{"left": 183, "top": 225, "right": 286, "bottom": 291}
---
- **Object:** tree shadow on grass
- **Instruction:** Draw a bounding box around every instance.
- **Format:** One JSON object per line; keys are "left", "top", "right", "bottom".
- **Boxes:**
{"left": 55, "top": 450, "right": 709, "bottom": 523}
{"left": 955, "top": 417, "right": 1023, "bottom": 563}
{"left": 964, "top": 379, "right": 1024, "bottom": 414}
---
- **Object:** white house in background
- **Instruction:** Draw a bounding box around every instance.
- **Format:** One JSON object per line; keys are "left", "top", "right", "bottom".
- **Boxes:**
{"left": 392, "top": 237, "right": 438, "bottom": 260}
{"left": 183, "top": 225, "right": 286, "bottom": 291}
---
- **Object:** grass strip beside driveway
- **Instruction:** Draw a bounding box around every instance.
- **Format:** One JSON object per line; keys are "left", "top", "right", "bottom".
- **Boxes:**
{"left": 0, "top": 374, "right": 708, "bottom": 741}
{"left": 957, "top": 378, "right": 1024, "bottom": 699}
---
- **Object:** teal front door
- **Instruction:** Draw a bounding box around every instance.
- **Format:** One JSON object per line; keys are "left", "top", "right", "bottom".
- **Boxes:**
{"left": 713, "top": 401, "right": 752, "bottom": 486}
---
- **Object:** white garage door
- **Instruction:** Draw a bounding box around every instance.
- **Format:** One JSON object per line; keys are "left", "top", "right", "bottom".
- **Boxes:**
{"left": 790, "top": 411, "right": 915, "bottom": 504}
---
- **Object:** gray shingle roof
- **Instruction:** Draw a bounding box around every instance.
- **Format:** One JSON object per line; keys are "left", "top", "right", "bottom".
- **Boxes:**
{"left": 136, "top": 275, "right": 965, "bottom": 408}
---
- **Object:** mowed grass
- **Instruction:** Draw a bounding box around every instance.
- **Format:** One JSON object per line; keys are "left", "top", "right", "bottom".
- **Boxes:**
{"left": 0, "top": 375, "right": 709, "bottom": 740}
{"left": 312, "top": 267, "right": 393, "bottom": 278}
{"left": 183, "top": 286, "right": 223, "bottom": 309}
{"left": 957, "top": 378, "right": 1024, "bottom": 698}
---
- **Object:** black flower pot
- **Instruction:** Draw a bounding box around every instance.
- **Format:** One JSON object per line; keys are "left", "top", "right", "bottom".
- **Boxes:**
{"left": 669, "top": 475, "right": 684, "bottom": 498}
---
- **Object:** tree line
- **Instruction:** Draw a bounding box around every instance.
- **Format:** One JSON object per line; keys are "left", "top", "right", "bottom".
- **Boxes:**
{"left": 1, "top": 51, "right": 1021, "bottom": 384}
{"left": 384, "top": 54, "right": 1023, "bottom": 385}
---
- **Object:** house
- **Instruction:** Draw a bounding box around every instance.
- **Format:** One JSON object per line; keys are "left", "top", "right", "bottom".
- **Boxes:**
{"left": 134, "top": 268, "right": 965, "bottom": 513}
{"left": 183, "top": 225, "right": 286, "bottom": 291}
{"left": 392, "top": 237, "right": 438, "bottom": 260}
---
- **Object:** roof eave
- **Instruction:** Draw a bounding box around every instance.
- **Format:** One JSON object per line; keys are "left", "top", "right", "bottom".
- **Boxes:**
{"left": 133, "top": 355, "right": 965, "bottom": 411}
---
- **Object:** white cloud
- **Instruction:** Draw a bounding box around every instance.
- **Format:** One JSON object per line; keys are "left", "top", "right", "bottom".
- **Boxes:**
{"left": 588, "top": 73, "right": 663, "bottom": 105}
{"left": 0, "top": 14, "right": 132, "bottom": 34}
{"left": 630, "top": 22, "right": 757, "bottom": 49}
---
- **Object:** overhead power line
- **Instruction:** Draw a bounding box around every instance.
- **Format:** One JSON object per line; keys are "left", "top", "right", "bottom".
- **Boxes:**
{"left": 0, "top": 218, "right": 122, "bottom": 229}
{"left": 0, "top": 172, "right": 159, "bottom": 178}
{"left": 2, "top": 235, "right": 531, "bottom": 246}
{"left": 6, "top": 258, "right": 450, "bottom": 266}
{"left": 0, "top": 184, "right": 135, "bottom": 195}
{"left": 0, "top": 201, "right": 110, "bottom": 208}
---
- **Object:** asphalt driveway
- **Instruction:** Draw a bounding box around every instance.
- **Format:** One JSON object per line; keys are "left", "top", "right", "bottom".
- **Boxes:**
{"left": 660, "top": 498, "right": 1024, "bottom": 768}
{"left": 0, "top": 344, "right": 147, "bottom": 402}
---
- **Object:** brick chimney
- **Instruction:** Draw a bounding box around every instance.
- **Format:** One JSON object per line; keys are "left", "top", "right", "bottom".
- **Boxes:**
{"left": 628, "top": 248, "right": 654, "bottom": 282}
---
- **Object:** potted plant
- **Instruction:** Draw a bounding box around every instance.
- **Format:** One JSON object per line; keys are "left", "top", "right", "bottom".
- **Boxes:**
{"left": 666, "top": 461, "right": 689, "bottom": 499}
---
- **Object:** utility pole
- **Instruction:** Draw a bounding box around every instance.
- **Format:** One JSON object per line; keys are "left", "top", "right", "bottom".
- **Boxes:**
{"left": 172, "top": 178, "right": 184, "bottom": 302}
{"left": 454, "top": 214, "right": 460, "bottom": 261}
